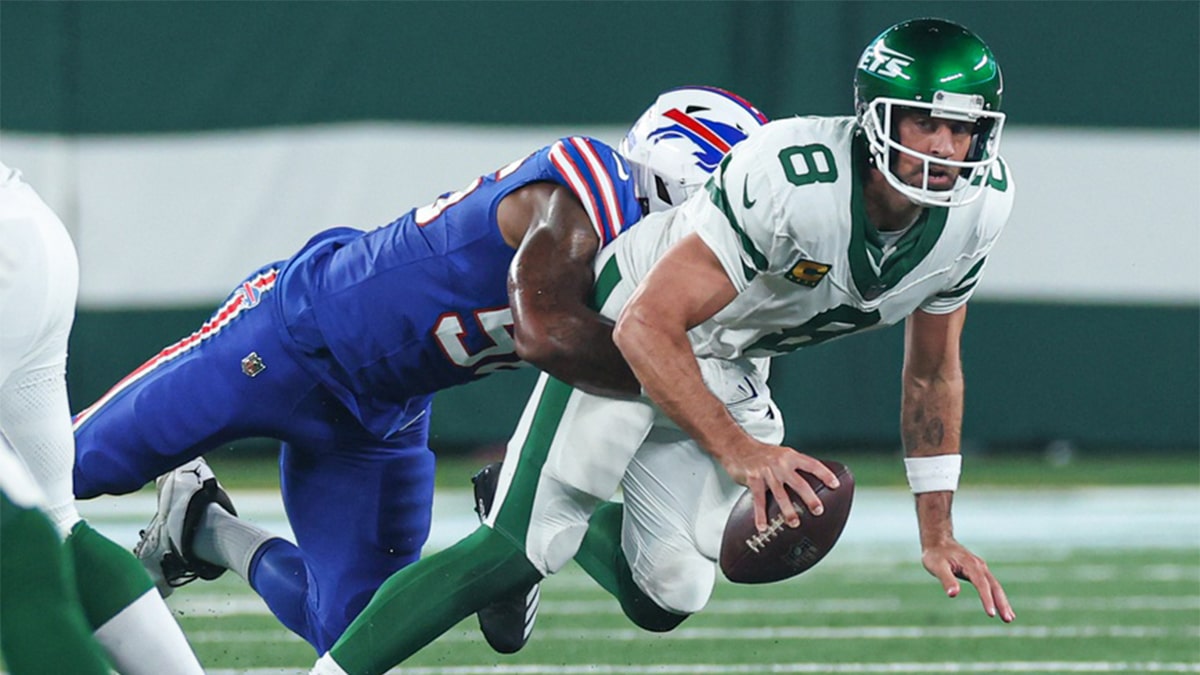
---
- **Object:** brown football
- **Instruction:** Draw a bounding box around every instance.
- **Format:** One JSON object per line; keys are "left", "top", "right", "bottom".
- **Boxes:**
{"left": 719, "top": 460, "right": 854, "bottom": 584}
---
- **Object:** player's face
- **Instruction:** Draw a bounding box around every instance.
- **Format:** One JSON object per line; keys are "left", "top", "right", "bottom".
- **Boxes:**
{"left": 893, "top": 110, "right": 974, "bottom": 191}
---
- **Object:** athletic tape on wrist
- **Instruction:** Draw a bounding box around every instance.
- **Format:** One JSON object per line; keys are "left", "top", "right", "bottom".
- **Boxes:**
{"left": 904, "top": 454, "right": 962, "bottom": 493}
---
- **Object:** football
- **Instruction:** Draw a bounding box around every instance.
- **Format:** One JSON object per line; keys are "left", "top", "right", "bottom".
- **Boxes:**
{"left": 719, "top": 460, "right": 854, "bottom": 584}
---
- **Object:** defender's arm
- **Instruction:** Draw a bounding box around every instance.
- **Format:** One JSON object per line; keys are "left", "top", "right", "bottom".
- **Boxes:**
{"left": 501, "top": 182, "right": 640, "bottom": 399}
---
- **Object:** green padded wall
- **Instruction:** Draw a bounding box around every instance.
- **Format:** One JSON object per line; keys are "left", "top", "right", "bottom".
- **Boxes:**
{"left": 8, "top": 1, "right": 1197, "bottom": 450}
{"left": 3, "top": 1, "right": 1197, "bottom": 132}
{"left": 69, "top": 303, "right": 1200, "bottom": 450}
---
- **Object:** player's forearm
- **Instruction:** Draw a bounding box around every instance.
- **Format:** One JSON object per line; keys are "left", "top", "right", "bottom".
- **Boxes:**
{"left": 514, "top": 310, "right": 640, "bottom": 398}
{"left": 902, "top": 363, "right": 964, "bottom": 548}
{"left": 900, "top": 364, "right": 963, "bottom": 458}
{"left": 613, "top": 307, "right": 746, "bottom": 458}
{"left": 508, "top": 213, "right": 642, "bottom": 398}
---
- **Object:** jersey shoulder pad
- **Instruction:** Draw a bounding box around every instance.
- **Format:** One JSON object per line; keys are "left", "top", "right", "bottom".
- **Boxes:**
{"left": 544, "top": 136, "right": 641, "bottom": 246}
{"left": 967, "top": 155, "right": 1015, "bottom": 247}
{"left": 717, "top": 116, "right": 856, "bottom": 269}
{"left": 758, "top": 115, "right": 857, "bottom": 151}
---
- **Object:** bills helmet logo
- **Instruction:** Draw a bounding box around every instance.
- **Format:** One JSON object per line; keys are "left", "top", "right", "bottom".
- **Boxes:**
{"left": 649, "top": 107, "right": 755, "bottom": 174}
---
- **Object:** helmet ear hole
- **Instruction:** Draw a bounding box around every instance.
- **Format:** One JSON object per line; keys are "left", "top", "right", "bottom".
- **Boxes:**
{"left": 654, "top": 176, "right": 673, "bottom": 206}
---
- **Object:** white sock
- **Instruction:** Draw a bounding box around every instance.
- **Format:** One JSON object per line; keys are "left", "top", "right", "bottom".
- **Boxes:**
{"left": 92, "top": 589, "right": 205, "bottom": 675}
{"left": 311, "top": 652, "right": 351, "bottom": 675}
{"left": 190, "top": 503, "right": 277, "bottom": 581}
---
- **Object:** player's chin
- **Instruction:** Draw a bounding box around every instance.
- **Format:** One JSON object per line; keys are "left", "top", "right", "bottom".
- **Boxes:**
{"left": 912, "top": 173, "right": 957, "bottom": 191}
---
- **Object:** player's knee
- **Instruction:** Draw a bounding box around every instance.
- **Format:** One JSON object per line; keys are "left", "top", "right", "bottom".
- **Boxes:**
{"left": 631, "top": 555, "right": 715, "bottom": 617}
{"left": 622, "top": 598, "right": 689, "bottom": 632}
{"left": 42, "top": 501, "right": 81, "bottom": 539}
{"left": 460, "top": 522, "right": 542, "bottom": 577}
{"left": 72, "top": 444, "right": 148, "bottom": 499}
{"left": 533, "top": 522, "right": 591, "bottom": 575}
{"left": 617, "top": 564, "right": 691, "bottom": 634}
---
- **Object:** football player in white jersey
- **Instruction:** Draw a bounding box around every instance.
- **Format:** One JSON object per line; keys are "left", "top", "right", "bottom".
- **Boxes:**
{"left": 312, "top": 18, "right": 1014, "bottom": 675}
{"left": 0, "top": 163, "right": 206, "bottom": 673}
{"left": 604, "top": 16, "right": 1013, "bottom": 618}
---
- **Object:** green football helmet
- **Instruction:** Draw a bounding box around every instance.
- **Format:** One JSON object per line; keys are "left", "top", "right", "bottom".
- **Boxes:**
{"left": 854, "top": 18, "right": 1006, "bottom": 207}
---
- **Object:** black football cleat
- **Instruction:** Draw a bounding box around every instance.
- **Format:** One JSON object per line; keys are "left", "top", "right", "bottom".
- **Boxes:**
{"left": 472, "top": 462, "right": 540, "bottom": 654}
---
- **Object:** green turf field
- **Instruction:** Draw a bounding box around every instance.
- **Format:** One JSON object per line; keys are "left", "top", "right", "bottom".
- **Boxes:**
{"left": 172, "top": 545, "right": 1198, "bottom": 673}
{"left": 152, "top": 452, "right": 1198, "bottom": 674}
{"left": 10, "top": 452, "right": 1198, "bottom": 674}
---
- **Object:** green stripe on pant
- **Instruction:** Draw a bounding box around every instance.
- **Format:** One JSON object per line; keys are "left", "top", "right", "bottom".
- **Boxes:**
{"left": 493, "top": 375, "right": 574, "bottom": 546}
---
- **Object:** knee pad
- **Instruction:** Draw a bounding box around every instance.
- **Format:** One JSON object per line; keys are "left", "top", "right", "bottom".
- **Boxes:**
{"left": 630, "top": 550, "right": 715, "bottom": 617}
{"left": 616, "top": 558, "right": 689, "bottom": 633}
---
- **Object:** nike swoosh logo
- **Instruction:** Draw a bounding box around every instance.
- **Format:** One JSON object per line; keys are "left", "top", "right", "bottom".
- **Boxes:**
{"left": 742, "top": 175, "right": 757, "bottom": 209}
{"left": 614, "top": 154, "right": 631, "bottom": 181}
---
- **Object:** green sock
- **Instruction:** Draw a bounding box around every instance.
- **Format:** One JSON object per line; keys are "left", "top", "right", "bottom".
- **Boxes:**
{"left": 0, "top": 494, "right": 110, "bottom": 674}
{"left": 574, "top": 501, "right": 687, "bottom": 632}
{"left": 65, "top": 520, "right": 155, "bottom": 629}
{"left": 331, "top": 526, "right": 542, "bottom": 675}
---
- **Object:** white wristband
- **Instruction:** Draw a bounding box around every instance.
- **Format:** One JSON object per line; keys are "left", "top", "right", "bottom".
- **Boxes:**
{"left": 904, "top": 454, "right": 962, "bottom": 493}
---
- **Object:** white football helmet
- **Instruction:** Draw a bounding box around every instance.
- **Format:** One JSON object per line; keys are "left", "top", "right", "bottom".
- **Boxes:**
{"left": 620, "top": 86, "right": 768, "bottom": 213}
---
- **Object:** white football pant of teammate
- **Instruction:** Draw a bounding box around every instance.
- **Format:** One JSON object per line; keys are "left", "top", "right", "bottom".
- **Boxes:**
{"left": 0, "top": 162, "right": 205, "bottom": 674}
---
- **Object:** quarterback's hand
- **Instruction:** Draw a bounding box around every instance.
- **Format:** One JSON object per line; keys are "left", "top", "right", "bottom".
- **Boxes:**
{"left": 720, "top": 440, "right": 841, "bottom": 532}
{"left": 922, "top": 540, "right": 1016, "bottom": 623}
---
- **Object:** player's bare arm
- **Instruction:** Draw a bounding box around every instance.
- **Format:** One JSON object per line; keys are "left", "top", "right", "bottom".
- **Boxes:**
{"left": 501, "top": 182, "right": 641, "bottom": 399}
{"left": 613, "top": 233, "right": 839, "bottom": 532}
{"left": 903, "top": 306, "right": 1015, "bottom": 623}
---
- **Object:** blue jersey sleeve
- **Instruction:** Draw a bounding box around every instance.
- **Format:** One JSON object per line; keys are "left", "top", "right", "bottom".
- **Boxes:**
{"left": 543, "top": 137, "right": 642, "bottom": 247}
{"left": 271, "top": 135, "right": 643, "bottom": 439}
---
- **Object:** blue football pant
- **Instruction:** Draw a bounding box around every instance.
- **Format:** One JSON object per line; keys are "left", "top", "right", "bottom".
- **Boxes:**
{"left": 73, "top": 266, "right": 435, "bottom": 652}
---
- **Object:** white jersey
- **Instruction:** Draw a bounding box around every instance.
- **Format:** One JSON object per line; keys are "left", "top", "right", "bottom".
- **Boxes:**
{"left": 609, "top": 116, "right": 1015, "bottom": 360}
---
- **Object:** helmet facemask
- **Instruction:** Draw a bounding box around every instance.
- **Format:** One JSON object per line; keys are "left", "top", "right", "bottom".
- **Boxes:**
{"left": 860, "top": 91, "right": 1006, "bottom": 207}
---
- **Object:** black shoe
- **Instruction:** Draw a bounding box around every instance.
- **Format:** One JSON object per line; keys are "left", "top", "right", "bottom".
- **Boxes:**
{"left": 472, "top": 462, "right": 540, "bottom": 654}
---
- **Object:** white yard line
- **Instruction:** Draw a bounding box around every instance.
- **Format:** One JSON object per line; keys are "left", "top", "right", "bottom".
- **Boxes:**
{"left": 200, "top": 662, "right": 1200, "bottom": 674}
{"left": 73, "top": 485, "right": 1198, "bottom": 675}
{"left": 168, "top": 594, "right": 1200, "bottom": 618}
{"left": 184, "top": 624, "right": 1199, "bottom": 644}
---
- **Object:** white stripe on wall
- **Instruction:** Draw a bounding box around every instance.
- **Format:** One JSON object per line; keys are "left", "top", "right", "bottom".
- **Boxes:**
{"left": 3, "top": 124, "right": 1197, "bottom": 307}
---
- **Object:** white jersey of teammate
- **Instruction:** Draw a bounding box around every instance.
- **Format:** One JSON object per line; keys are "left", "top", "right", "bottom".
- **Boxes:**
{"left": 606, "top": 115, "right": 1015, "bottom": 360}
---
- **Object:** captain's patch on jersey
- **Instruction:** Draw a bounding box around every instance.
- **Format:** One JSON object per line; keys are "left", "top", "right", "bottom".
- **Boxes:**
{"left": 785, "top": 258, "right": 831, "bottom": 287}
